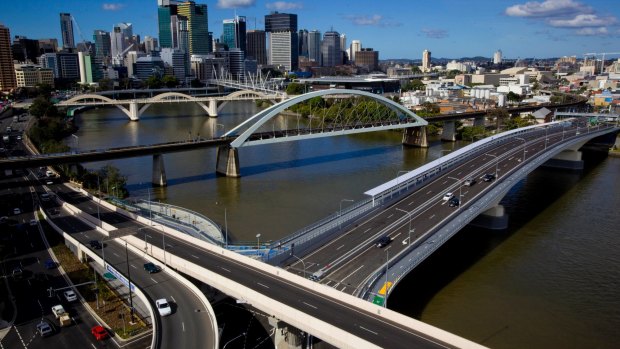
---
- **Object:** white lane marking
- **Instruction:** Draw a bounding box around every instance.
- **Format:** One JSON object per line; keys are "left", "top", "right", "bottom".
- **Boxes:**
{"left": 91, "top": 344, "right": 97, "bottom": 349}
{"left": 191, "top": 254, "right": 200, "bottom": 259}
{"left": 340, "top": 264, "right": 365, "bottom": 283}
{"left": 426, "top": 190, "right": 432, "bottom": 194}
{"left": 220, "top": 267, "right": 231, "bottom": 273}
{"left": 257, "top": 282, "right": 270, "bottom": 289}
{"left": 386, "top": 214, "right": 393, "bottom": 219}
{"left": 150, "top": 277, "right": 157, "bottom": 283}
{"left": 456, "top": 171, "right": 461, "bottom": 175}
{"left": 408, "top": 201, "right": 414, "bottom": 206}
{"left": 182, "top": 322, "right": 185, "bottom": 332}
{"left": 359, "top": 326, "right": 378, "bottom": 335}
{"left": 170, "top": 296, "right": 176, "bottom": 303}
{"left": 303, "top": 301, "right": 317, "bottom": 309}
{"left": 131, "top": 264, "right": 137, "bottom": 269}
{"left": 363, "top": 228, "right": 371, "bottom": 233}
{"left": 112, "top": 252, "right": 120, "bottom": 257}
{"left": 336, "top": 244, "right": 345, "bottom": 251}
{"left": 340, "top": 286, "right": 347, "bottom": 292}
{"left": 441, "top": 180, "right": 447, "bottom": 184}
{"left": 429, "top": 214, "right": 436, "bottom": 220}
{"left": 324, "top": 280, "right": 332, "bottom": 286}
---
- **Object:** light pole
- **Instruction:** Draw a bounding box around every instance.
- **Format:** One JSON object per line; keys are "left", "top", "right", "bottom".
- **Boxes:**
{"left": 384, "top": 247, "right": 390, "bottom": 308}
{"left": 339, "top": 199, "right": 354, "bottom": 229}
{"left": 395, "top": 208, "right": 413, "bottom": 244}
{"left": 71, "top": 134, "right": 79, "bottom": 150}
{"left": 544, "top": 126, "right": 549, "bottom": 149}
{"left": 395, "top": 170, "right": 410, "bottom": 195}
{"left": 101, "top": 236, "right": 112, "bottom": 269}
{"left": 515, "top": 137, "right": 526, "bottom": 162}
{"left": 290, "top": 254, "right": 307, "bottom": 278}
{"left": 96, "top": 175, "right": 101, "bottom": 227}
{"left": 216, "top": 202, "right": 228, "bottom": 248}
{"left": 485, "top": 153, "right": 499, "bottom": 177}
{"left": 447, "top": 176, "right": 462, "bottom": 209}
{"left": 124, "top": 240, "right": 134, "bottom": 323}
{"left": 138, "top": 227, "right": 150, "bottom": 252}
{"left": 256, "top": 233, "right": 261, "bottom": 249}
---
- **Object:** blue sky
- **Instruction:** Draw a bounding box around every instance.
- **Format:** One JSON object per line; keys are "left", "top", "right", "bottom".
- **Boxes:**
{"left": 2, "top": 0, "right": 620, "bottom": 60}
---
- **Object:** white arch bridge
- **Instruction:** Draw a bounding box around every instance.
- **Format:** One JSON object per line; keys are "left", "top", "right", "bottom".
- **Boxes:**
{"left": 216, "top": 89, "right": 428, "bottom": 177}
{"left": 57, "top": 90, "right": 284, "bottom": 120}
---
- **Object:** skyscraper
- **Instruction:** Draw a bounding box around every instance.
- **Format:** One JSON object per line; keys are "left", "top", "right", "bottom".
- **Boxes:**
{"left": 177, "top": 1, "right": 210, "bottom": 55}
{"left": 321, "top": 30, "right": 340, "bottom": 67}
{"left": 355, "top": 48, "right": 378, "bottom": 71}
{"left": 111, "top": 23, "right": 133, "bottom": 66}
{"left": 350, "top": 40, "right": 361, "bottom": 63}
{"left": 493, "top": 49, "right": 502, "bottom": 64}
{"left": 246, "top": 30, "right": 266, "bottom": 65}
{"left": 298, "top": 29, "right": 308, "bottom": 58}
{"left": 265, "top": 12, "right": 298, "bottom": 71}
{"left": 59, "top": 13, "right": 75, "bottom": 49}
{"left": 93, "top": 30, "right": 111, "bottom": 62}
{"left": 422, "top": 49, "right": 431, "bottom": 72}
{"left": 0, "top": 24, "right": 17, "bottom": 91}
{"left": 222, "top": 16, "right": 246, "bottom": 51}
{"left": 307, "top": 30, "right": 321, "bottom": 64}
{"left": 339, "top": 34, "right": 346, "bottom": 54}
{"left": 158, "top": 0, "right": 178, "bottom": 49}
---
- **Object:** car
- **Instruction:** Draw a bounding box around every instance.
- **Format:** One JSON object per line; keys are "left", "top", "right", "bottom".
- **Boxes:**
{"left": 442, "top": 193, "right": 454, "bottom": 201}
{"left": 464, "top": 178, "right": 477, "bottom": 186}
{"left": 44, "top": 259, "right": 56, "bottom": 269}
{"left": 449, "top": 197, "right": 460, "bottom": 207}
{"left": 482, "top": 173, "right": 496, "bottom": 182}
{"left": 156, "top": 298, "right": 172, "bottom": 316}
{"left": 30, "top": 219, "right": 37, "bottom": 226}
{"left": 12, "top": 267, "right": 23, "bottom": 278}
{"left": 89, "top": 240, "right": 102, "bottom": 249}
{"left": 13, "top": 208, "right": 21, "bottom": 215}
{"left": 40, "top": 193, "right": 51, "bottom": 201}
{"left": 144, "top": 262, "right": 162, "bottom": 273}
{"left": 376, "top": 236, "right": 392, "bottom": 248}
{"left": 0, "top": 216, "right": 7, "bottom": 223}
{"left": 35, "top": 320, "right": 53, "bottom": 337}
{"left": 46, "top": 180, "right": 54, "bottom": 185}
{"left": 91, "top": 325, "right": 109, "bottom": 340}
{"left": 64, "top": 290, "right": 77, "bottom": 302}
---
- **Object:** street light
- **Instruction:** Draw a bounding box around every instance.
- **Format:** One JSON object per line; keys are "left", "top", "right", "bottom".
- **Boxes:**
{"left": 395, "top": 208, "right": 414, "bottom": 245}
{"left": 339, "top": 199, "right": 354, "bottom": 229}
{"left": 256, "top": 233, "right": 261, "bottom": 249}
{"left": 290, "top": 254, "right": 307, "bottom": 278}
{"left": 395, "top": 170, "right": 410, "bottom": 195}
{"left": 515, "top": 137, "right": 526, "bottom": 162}
{"left": 71, "top": 134, "right": 79, "bottom": 150}
{"left": 485, "top": 153, "right": 499, "bottom": 178}
{"left": 138, "top": 227, "right": 150, "bottom": 252}
{"left": 124, "top": 240, "right": 135, "bottom": 323}
{"left": 384, "top": 247, "right": 391, "bottom": 308}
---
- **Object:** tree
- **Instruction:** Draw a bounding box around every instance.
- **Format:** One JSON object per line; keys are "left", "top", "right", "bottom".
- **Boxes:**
{"left": 190, "top": 78, "right": 204, "bottom": 88}
{"left": 162, "top": 75, "right": 179, "bottom": 88}
{"left": 444, "top": 69, "right": 462, "bottom": 79}
{"left": 411, "top": 66, "right": 422, "bottom": 74}
{"left": 488, "top": 107, "right": 509, "bottom": 131}
{"left": 285, "top": 82, "right": 306, "bottom": 95}
{"left": 29, "top": 96, "right": 58, "bottom": 118}
{"left": 506, "top": 91, "right": 522, "bottom": 102}
{"left": 416, "top": 102, "right": 440, "bottom": 117}
{"left": 36, "top": 83, "right": 53, "bottom": 99}
{"left": 97, "top": 78, "right": 113, "bottom": 91}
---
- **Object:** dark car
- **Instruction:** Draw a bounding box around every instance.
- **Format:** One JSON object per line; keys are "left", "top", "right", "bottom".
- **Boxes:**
{"left": 449, "top": 197, "right": 460, "bottom": 207}
{"left": 482, "top": 173, "right": 496, "bottom": 182}
{"left": 44, "top": 259, "right": 56, "bottom": 269}
{"left": 464, "top": 178, "right": 477, "bottom": 186}
{"left": 35, "top": 320, "right": 54, "bottom": 337}
{"left": 144, "top": 262, "right": 162, "bottom": 273}
{"left": 376, "top": 236, "right": 392, "bottom": 248}
{"left": 89, "top": 240, "right": 102, "bottom": 249}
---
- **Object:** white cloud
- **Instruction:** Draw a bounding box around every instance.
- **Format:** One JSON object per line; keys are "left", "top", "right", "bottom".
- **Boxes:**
{"left": 505, "top": 0, "right": 592, "bottom": 18}
{"left": 265, "top": 1, "right": 303, "bottom": 11}
{"left": 575, "top": 27, "right": 609, "bottom": 36}
{"left": 217, "top": 0, "right": 255, "bottom": 9}
{"left": 343, "top": 14, "right": 401, "bottom": 27}
{"left": 421, "top": 28, "right": 448, "bottom": 39}
{"left": 102, "top": 3, "right": 124, "bottom": 11}
{"left": 548, "top": 14, "right": 617, "bottom": 27}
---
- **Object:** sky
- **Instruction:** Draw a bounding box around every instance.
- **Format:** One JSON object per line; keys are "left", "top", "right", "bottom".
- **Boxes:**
{"left": 1, "top": 0, "right": 620, "bottom": 60}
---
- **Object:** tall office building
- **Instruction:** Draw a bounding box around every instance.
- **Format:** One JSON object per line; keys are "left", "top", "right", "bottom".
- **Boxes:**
{"left": 0, "top": 24, "right": 17, "bottom": 91}
{"left": 59, "top": 13, "right": 75, "bottom": 49}
{"left": 158, "top": 0, "right": 178, "bottom": 49}
{"left": 143, "top": 36, "right": 158, "bottom": 54}
{"left": 321, "top": 30, "right": 340, "bottom": 67}
{"left": 307, "top": 30, "right": 321, "bottom": 64}
{"left": 177, "top": 1, "right": 210, "bottom": 55}
{"left": 339, "top": 34, "right": 346, "bottom": 54}
{"left": 38, "top": 39, "right": 58, "bottom": 54}
{"left": 493, "top": 49, "right": 502, "bottom": 64}
{"left": 350, "top": 40, "right": 361, "bottom": 63}
{"left": 11, "top": 36, "right": 40, "bottom": 63}
{"left": 265, "top": 12, "right": 298, "bottom": 71}
{"left": 111, "top": 23, "right": 134, "bottom": 65}
{"left": 246, "top": 30, "right": 266, "bottom": 65}
{"left": 298, "top": 29, "right": 308, "bottom": 58}
{"left": 222, "top": 16, "right": 246, "bottom": 51}
{"left": 422, "top": 49, "right": 431, "bottom": 72}
{"left": 93, "top": 30, "right": 111, "bottom": 62}
{"left": 355, "top": 48, "right": 378, "bottom": 71}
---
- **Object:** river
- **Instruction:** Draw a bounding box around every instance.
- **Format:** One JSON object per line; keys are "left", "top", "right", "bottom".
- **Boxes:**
{"left": 69, "top": 101, "right": 620, "bottom": 348}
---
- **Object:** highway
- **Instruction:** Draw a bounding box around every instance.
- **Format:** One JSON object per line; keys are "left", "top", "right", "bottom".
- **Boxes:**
{"left": 285, "top": 119, "right": 602, "bottom": 296}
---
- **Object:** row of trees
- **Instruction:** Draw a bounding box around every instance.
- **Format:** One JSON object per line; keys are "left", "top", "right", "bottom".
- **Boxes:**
{"left": 288, "top": 96, "right": 399, "bottom": 123}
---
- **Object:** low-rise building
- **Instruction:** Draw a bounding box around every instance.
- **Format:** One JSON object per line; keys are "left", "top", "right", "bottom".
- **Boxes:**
{"left": 14, "top": 64, "right": 54, "bottom": 87}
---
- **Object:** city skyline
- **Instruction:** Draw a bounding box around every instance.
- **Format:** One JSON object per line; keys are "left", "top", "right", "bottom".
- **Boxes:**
{"left": 1, "top": 0, "right": 620, "bottom": 60}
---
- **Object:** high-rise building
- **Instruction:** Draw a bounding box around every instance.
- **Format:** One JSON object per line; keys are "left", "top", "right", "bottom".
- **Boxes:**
{"left": 222, "top": 16, "right": 246, "bottom": 51}
{"left": 177, "top": 1, "right": 210, "bottom": 55}
{"left": 111, "top": 23, "right": 134, "bottom": 65}
{"left": 321, "top": 30, "right": 340, "bottom": 67}
{"left": 298, "top": 29, "right": 308, "bottom": 58}
{"left": 422, "top": 49, "right": 431, "bottom": 72}
{"left": 339, "top": 34, "right": 346, "bottom": 54}
{"left": 38, "top": 39, "right": 58, "bottom": 54}
{"left": 78, "top": 51, "right": 94, "bottom": 84}
{"left": 158, "top": 0, "right": 178, "bottom": 49}
{"left": 11, "top": 36, "right": 40, "bottom": 63}
{"left": 493, "top": 49, "right": 502, "bottom": 64}
{"left": 355, "top": 48, "right": 378, "bottom": 71}
{"left": 93, "top": 30, "right": 111, "bottom": 62}
{"left": 228, "top": 48, "right": 245, "bottom": 80}
{"left": 0, "top": 24, "right": 17, "bottom": 91}
{"left": 59, "top": 13, "right": 75, "bottom": 49}
{"left": 350, "top": 40, "right": 361, "bottom": 63}
{"left": 143, "top": 36, "right": 158, "bottom": 54}
{"left": 160, "top": 48, "right": 187, "bottom": 80}
{"left": 135, "top": 55, "right": 165, "bottom": 80}
{"left": 307, "top": 30, "right": 321, "bottom": 64}
{"left": 246, "top": 30, "right": 266, "bottom": 65}
{"left": 265, "top": 12, "right": 298, "bottom": 71}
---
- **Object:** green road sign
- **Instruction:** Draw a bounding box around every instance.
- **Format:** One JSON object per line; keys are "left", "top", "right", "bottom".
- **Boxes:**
{"left": 372, "top": 295, "right": 385, "bottom": 306}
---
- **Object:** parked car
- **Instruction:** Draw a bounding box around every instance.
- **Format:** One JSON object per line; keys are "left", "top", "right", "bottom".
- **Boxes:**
{"left": 155, "top": 298, "right": 172, "bottom": 316}
{"left": 464, "top": 178, "right": 476, "bottom": 186}
{"left": 13, "top": 208, "right": 21, "bottom": 215}
{"left": 91, "top": 325, "right": 108, "bottom": 340}
{"left": 64, "top": 290, "right": 77, "bottom": 302}
{"left": 89, "top": 240, "right": 102, "bottom": 249}
{"left": 376, "top": 236, "right": 392, "bottom": 248}
{"left": 442, "top": 193, "right": 454, "bottom": 201}
{"left": 35, "top": 320, "right": 53, "bottom": 337}
{"left": 30, "top": 219, "right": 37, "bottom": 226}
{"left": 144, "top": 262, "right": 162, "bottom": 273}
{"left": 482, "top": 173, "right": 496, "bottom": 182}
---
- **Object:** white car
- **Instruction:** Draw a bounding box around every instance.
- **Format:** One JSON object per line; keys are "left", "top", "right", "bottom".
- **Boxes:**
{"left": 442, "top": 193, "right": 454, "bottom": 201}
{"left": 30, "top": 219, "right": 37, "bottom": 226}
{"left": 155, "top": 298, "right": 172, "bottom": 316}
{"left": 64, "top": 290, "right": 77, "bottom": 302}
{"left": 13, "top": 208, "right": 21, "bottom": 215}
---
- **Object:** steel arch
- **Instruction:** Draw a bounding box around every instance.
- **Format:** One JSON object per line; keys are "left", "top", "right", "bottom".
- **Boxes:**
{"left": 223, "top": 89, "right": 428, "bottom": 148}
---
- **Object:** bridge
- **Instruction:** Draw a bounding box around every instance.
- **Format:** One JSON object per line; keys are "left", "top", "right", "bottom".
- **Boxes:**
{"left": 56, "top": 89, "right": 285, "bottom": 120}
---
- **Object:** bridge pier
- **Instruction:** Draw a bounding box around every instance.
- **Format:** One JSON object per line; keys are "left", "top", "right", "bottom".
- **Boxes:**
{"left": 402, "top": 126, "right": 428, "bottom": 147}
{"left": 469, "top": 205, "right": 509, "bottom": 230}
{"left": 216, "top": 146, "right": 240, "bottom": 177}
{"left": 473, "top": 116, "right": 485, "bottom": 127}
{"left": 152, "top": 154, "right": 167, "bottom": 186}
{"left": 208, "top": 100, "right": 218, "bottom": 117}
{"left": 269, "top": 317, "right": 304, "bottom": 349}
{"left": 129, "top": 101, "right": 140, "bottom": 121}
{"left": 543, "top": 150, "right": 584, "bottom": 170}
{"left": 441, "top": 120, "right": 456, "bottom": 142}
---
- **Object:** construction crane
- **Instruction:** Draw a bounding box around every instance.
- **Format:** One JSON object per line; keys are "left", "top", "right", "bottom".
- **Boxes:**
{"left": 71, "top": 15, "right": 92, "bottom": 53}
{"left": 583, "top": 52, "right": 620, "bottom": 73}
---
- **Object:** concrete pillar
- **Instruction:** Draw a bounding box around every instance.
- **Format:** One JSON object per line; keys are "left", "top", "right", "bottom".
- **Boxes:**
{"left": 473, "top": 116, "right": 485, "bottom": 127}
{"left": 152, "top": 154, "right": 167, "bottom": 186}
{"left": 129, "top": 102, "right": 140, "bottom": 121}
{"left": 269, "top": 317, "right": 304, "bottom": 349}
{"left": 469, "top": 204, "right": 509, "bottom": 230}
{"left": 216, "top": 146, "right": 240, "bottom": 177}
{"left": 402, "top": 126, "right": 428, "bottom": 148}
{"left": 441, "top": 120, "right": 456, "bottom": 142}
{"left": 208, "top": 100, "right": 218, "bottom": 117}
{"left": 543, "top": 150, "right": 584, "bottom": 170}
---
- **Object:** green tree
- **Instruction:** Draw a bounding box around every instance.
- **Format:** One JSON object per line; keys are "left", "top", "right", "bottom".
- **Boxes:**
{"left": 286, "top": 82, "right": 306, "bottom": 95}
{"left": 36, "top": 83, "right": 53, "bottom": 99}
{"left": 460, "top": 126, "right": 486, "bottom": 141}
{"left": 145, "top": 76, "right": 163, "bottom": 89}
{"left": 97, "top": 78, "right": 113, "bottom": 91}
{"left": 444, "top": 69, "right": 462, "bottom": 79}
{"left": 162, "top": 75, "right": 179, "bottom": 88}
{"left": 506, "top": 91, "right": 522, "bottom": 102}
{"left": 29, "top": 96, "right": 58, "bottom": 118}
{"left": 411, "top": 66, "right": 422, "bottom": 74}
